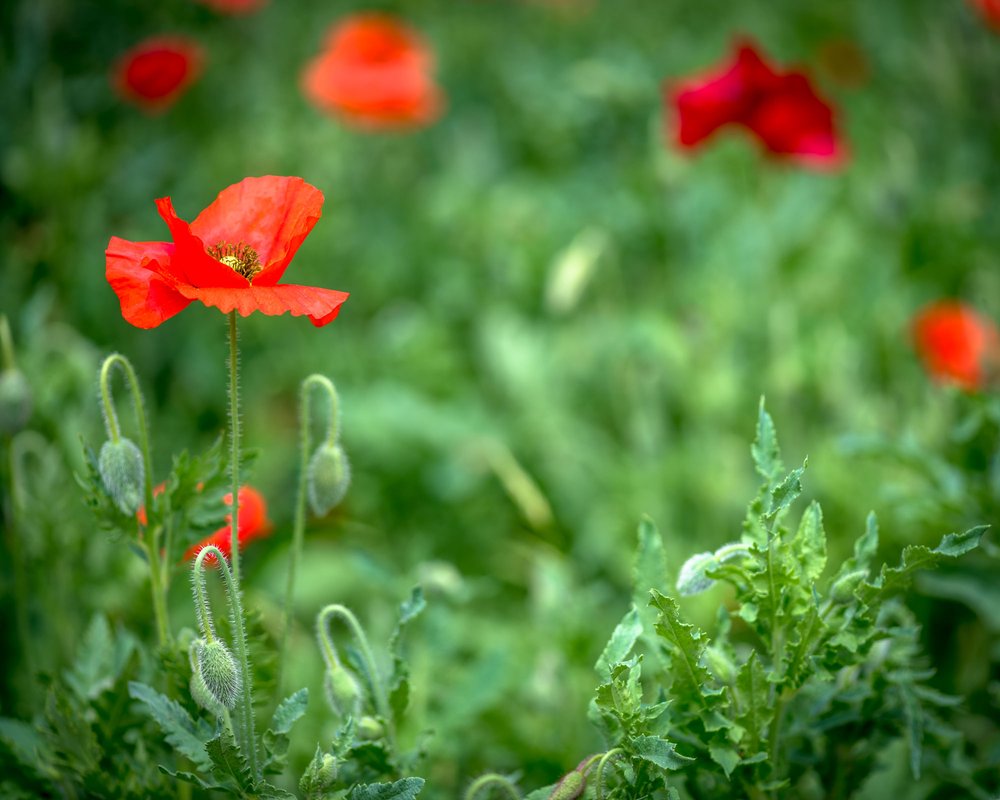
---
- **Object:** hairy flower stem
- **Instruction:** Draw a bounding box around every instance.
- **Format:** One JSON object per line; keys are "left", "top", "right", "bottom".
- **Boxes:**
{"left": 317, "top": 604, "right": 394, "bottom": 748}
{"left": 464, "top": 773, "right": 521, "bottom": 800}
{"left": 277, "top": 374, "right": 340, "bottom": 697}
{"left": 99, "top": 354, "right": 169, "bottom": 647}
{"left": 193, "top": 545, "right": 258, "bottom": 777}
{"left": 3, "top": 439, "right": 34, "bottom": 700}
{"left": 227, "top": 312, "right": 242, "bottom": 585}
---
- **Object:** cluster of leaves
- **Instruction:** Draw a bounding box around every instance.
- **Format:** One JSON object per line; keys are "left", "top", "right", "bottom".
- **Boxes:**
{"left": 571, "top": 402, "right": 991, "bottom": 800}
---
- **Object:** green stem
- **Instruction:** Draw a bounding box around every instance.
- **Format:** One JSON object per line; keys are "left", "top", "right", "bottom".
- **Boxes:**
{"left": 594, "top": 748, "right": 623, "bottom": 800}
{"left": 3, "top": 437, "right": 34, "bottom": 700}
{"left": 317, "top": 604, "right": 394, "bottom": 746}
{"left": 0, "top": 315, "right": 16, "bottom": 370}
{"left": 277, "top": 374, "right": 339, "bottom": 697}
{"left": 464, "top": 773, "right": 521, "bottom": 800}
{"left": 194, "top": 545, "right": 258, "bottom": 778}
{"left": 100, "top": 354, "right": 169, "bottom": 646}
{"left": 227, "top": 312, "right": 242, "bottom": 585}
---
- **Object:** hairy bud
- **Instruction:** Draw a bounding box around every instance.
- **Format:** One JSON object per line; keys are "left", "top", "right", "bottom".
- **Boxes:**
{"left": 548, "top": 769, "right": 586, "bottom": 800}
{"left": 198, "top": 639, "right": 241, "bottom": 710}
{"left": 99, "top": 438, "right": 145, "bottom": 515}
{"left": 703, "top": 645, "right": 737, "bottom": 685}
{"left": 357, "top": 715, "right": 385, "bottom": 741}
{"left": 323, "top": 663, "right": 362, "bottom": 718}
{"left": 300, "top": 746, "right": 338, "bottom": 795}
{"left": 307, "top": 442, "right": 350, "bottom": 516}
{"left": 0, "top": 368, "right": 32, "bottom": 435}
{"left": 831, "top": 569, "right": 867, "bottom": 604}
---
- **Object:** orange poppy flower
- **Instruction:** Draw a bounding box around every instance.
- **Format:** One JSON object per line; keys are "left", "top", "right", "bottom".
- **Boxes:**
{"left": 113, "top": 36, "right": 204, "bottom": 113}
{"left": 912, "top": 301, "right": 1000, "bottom": 391}
{"left": 106, "top": 175, "right": 348, "bottom": 328}
{"left": 303, "top": 14, "right": 444, "bottom": 130}
{"left": 184, "top": 486, "right": 272, "bottom": 564}
{"left": 969, "top": 0, "right": 1000, "bottom": 33}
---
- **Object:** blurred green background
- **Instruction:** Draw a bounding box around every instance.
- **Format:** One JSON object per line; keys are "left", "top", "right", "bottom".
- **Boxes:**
{"left": 1, "top": 0, "right": 998, "bottom": 794}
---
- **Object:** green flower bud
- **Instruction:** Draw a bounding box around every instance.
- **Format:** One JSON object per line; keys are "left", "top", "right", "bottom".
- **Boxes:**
{"left": 198, "top": 639, "right": 241, "bottom": 710}
{"left": 188, "top": 639, "right": 226, "bottom": 717}
{"left": 548, "top": 769, "right": 586, "bottom": 800}
{"left": 676, "top": 551, "right": 716, "bottom": 596}
{"left": 300, "top": 746, "right": 338, "bottom": 795}
{"left": 323, "top": 663, "right": 362, "bottom": 718}
{"left": 99, "top": 438, "right": 145, "bottom": 515}
{"left": 703, "top": 646, "right": 737, "bottom": 685}
{"left": 307, "top": 442, "right": 350, "bottom": 517}
{"left": 357, "top": 715, "right": 384, "bottom": 741}
{"left": 830, "top": 569, "right": 867, "bottom": 604}
{"left": 0, "top": 368, "right": 31, "bottom": 435}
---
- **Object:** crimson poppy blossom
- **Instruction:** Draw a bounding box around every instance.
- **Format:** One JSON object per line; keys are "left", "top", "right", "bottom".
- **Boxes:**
{"left": 196, "top": 0, "right": 267, "bottom": 14}
{"left": 912, "top": 301, "right": 1000, "bottom": 391}
{"left": 113, "top": 36, "right": 204, "bottom": 113}
{"left": 302, "top": 14, "right": 444, "bottom": 129}
{"left": 667, "top": 40, "right": 845, "bottom": 169}
{"left": 969, "top": 0, "right": 1000, "bottom": 32}
{"left": 106, "top": 175, "right": 349, "bottom": 328}
{"left": 183, "top": 486, "right": 272, "bottom": 564}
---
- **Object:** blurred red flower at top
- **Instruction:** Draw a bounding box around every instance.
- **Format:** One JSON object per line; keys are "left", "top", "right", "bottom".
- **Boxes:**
{"left": 302, "top": 14, "right": 444, "bottom": 130}
{"left": 666, "top": 40, "right": 845, "bottom": 169}
{"left": 912, "top": 301, "right": 1000, "bottom": 391}
{"left": 195, "top": 0, "right": 267, "bottom": 14}
{"left": 969, "top": 0, "right": 1000, "bottom": 32}
{"left": 113, "top": 36, "right": 204, "bottom": 113}
{"left": 184, "top": 486, "right": 272, "bottom": 564}
{"left": 106, "top": 175, "right": 349, "bottom": 328}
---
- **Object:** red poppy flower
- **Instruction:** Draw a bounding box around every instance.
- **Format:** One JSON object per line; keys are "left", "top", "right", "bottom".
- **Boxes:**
{"left": 196, "top": 0, "right": 267, "bottom": 14}
{"left": 912, "top": 301, "right": 1000, "bottom": 391}
{"left": 302, "top": 14, "right": 444, "bottom": 130}
{"left": 106, "top": 176, "right": 349, "bottom": 328}
{"left": 113, "top": 36, "right": 204, "bottom": 113}
{"left": 183, "top": 486, "right": 272, "bottom": 564}
{"left": 667, "top": 40, "right": 845, "bottom": 169}
{"left": 969, "top": 0, "right": 1000, "bottom": 32}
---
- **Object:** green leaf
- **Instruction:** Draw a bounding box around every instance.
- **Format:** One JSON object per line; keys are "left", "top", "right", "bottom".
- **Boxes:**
{"left": 794, "top": 501, "right": 827, "bottom": 583}
{"left": 631, "top": 735, "right": 694, "bottom": 770}
{"left": 595, "top": 606, "right": 642, "bottom": 679}
{"left": 389, "top": 587, "right": 426, "bottom": 724}
{"left": 128, "top": 682, "right": 214, "bottom": 772}
{"left": 708, "top": 743, "right": 741, "bottom": 778}
{"left": 767, "top": 461, "right": 806, "bottom": 521}
{"left": 595, "top": 660, "right": 644, "bottom": 721}
{"left": 66, "top": 615, "right": 135, "bottom": 701}
{"left": 834, "top": 512, "right": 879, "bottom": 584}
{"left": 206, "top": 731, "right": 254, "bottom": 790}
{"left": 270, "top": 688, "right": 308, "bottom": 736}
{"left": 0, "top": 717, "right": 53, "bottom": 776}
{"left": 633, "top": 518, "right": 668, "bottom": 644}
{"left": 734, "top": 653, "right": 773, "bottom": 752}
{"left": 649, "top": 591, "right": 710, "bottom": 703}
{"left": 751, "top": 398, "right": 783, "bottom": 485}
{"left": 348, "top": 777, "right": 425, "bottom": 800}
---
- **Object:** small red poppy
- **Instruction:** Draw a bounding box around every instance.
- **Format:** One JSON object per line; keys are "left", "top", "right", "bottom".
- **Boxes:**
{"left": 113, "top": 36, "right": 204, "bottom": 113}
{"left": 106, "top": 175, "right": 349, "bottom": 328}
{"left": 912, "top": 301, "right": 1000, "bottom": 391}
{"left": 302, "top": 14, "right": 444, "bottom": 130}
{"left": 184, "top": 486, "right": 272, "bottom": 564}
{"left": 196, "top": 0, "right": 267, "bottom": 14}
{"left": 969, "top": 0, "right": 1000, "bottom": 32}
{"left": 667, "top": 40, "right": 845, "bottom": 169}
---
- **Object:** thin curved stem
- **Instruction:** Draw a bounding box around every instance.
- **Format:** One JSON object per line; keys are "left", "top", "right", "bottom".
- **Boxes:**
{"left": 99, "top": 353, "right": 168, "bottom": 646}
{"left": 464, "top": 773, "right": 521, "bottom": 800}
{"left": 194, "top": 545, "right": 258, "bottom": 778}
{"left": 277, "top": 374, "right": 340, "bottom": 698}
{"left": 594, "top": 748, "right": 623, "bottom": 800}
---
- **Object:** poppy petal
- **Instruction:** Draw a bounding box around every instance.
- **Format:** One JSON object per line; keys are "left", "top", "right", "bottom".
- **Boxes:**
{"left": 105, "top": 237, "right": 193, "bottom": 328}
{"left": 174, "top": 283, "right": 350, "bottom": 326}
{"left": 189, "top": 176, "right": 324, "bottom": 286}
{"left": 155, "top": 197, "right": 250, "bottom": 289}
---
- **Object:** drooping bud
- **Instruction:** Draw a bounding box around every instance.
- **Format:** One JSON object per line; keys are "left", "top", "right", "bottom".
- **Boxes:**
{"left": 703, "top": 645, "right": 737, "bottom": 685}
{"left": 357, "top": 715, "right": 385, "bottom": 740}
{"left": 323, "top": 662, "right": 362, "bottom": 718}
{"left": 676, "top": 551, "right": 716, "bottom": 596}
{"left": 830, "top": 569, "right": 867, "bottom": 604}
{"left": 189, "top": 640, "right": 227, "bottom": 717}
{"left": 99, "top": 438, "right": 145, "bottom": 515}
{"left": 307, "top": 442, "right": 350, "bottom": 516}
{"left": 0, "top": 368, "right": 32, "bottom": 435}
{"left": 198, "top": 639, "right": 241, "bottom": 710}
{"left": 300, "top": 746, "right": 338, "bottom": 795}
{"left": 548, "top": 769, "right": 586, "bottom": 800}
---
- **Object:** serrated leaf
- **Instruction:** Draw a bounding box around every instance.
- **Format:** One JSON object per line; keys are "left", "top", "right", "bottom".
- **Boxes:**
{"left": 388, "top": 587, "right": 426, "bottom": 725}
{"left": 206, "top": 732, "right": 254, "bottom": 790}
{"left": 734, "top": 653, "right": 772, "bottom": 753}
{"left": 631, "top": 735, "right": 694, "bottom": 770}
{"left": 595, "top": 659, "right": 644, "bottom": 721}
{"left": 0, "top": 717, "right": 52, "bottom": 775}
{"left": 66, "top": 615, "right": 135, "bottom": 701}
{"left": 128, "top": 682, "right": 213, "bottom": 772}
{"left": 158, "top": 766, "right": 231, "bottom": 792}
{"left": 633, "top": 518, "right": 668, "bottom": 647}
{"left": 708, "top": 743, "right": 741, "bottom": 777}
{"left": 595, "top": 606, "right": 642, "bottom": 679}
{"left": 649, "top": 591, "right": 710, "bottom": 703}
{"left": 767, "top": 461, "right": 806, "bottom": 521}
{"left": 794, "top": 501, "right": 827, "bottom": 583}
{"left": 270, "top": 688, "right": 308, "bottom": 736}
{"left": 348, "top": 777, "right": 425, "bottom": 800}
{"left": 834, "top": 513, "right": 879, "bottom": 584}
{"left": 751, "top": 399, "right": 784, "bottom": 484}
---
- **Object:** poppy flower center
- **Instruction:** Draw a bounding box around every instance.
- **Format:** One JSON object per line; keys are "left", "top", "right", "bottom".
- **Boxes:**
{"left": 207, "top": 242, "right": 261, "bottom": 280}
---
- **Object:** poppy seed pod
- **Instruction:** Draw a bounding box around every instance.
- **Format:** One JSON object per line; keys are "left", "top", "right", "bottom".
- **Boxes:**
{"left": 0, "top": 368, "right": 32, "bottom": 435}
{"left": 99, "top": 438, "right": 145, "bottom": 515}
{"left": 307, "top": 442, "right": 350, "bottom": 516}
{"left": 323, "top": 663, "right": 362, "bottom": 718}
{"left": 198, "top": 639, "right": 241, "bottom": 710}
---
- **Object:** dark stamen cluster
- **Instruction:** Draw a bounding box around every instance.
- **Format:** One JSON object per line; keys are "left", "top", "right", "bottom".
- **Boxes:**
{"left": 208, "top": 241, "right": 261, "bottom": 280}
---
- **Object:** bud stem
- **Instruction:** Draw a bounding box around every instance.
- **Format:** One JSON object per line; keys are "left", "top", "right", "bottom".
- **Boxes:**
{"left": 464, "top": 774, "right": 521, "bottom": 800}
{"left": 227, "top": 312, "right": 242, "bottom": 585}
{"left": 99, "top": 353, "right": 169, "bottom": 646}
{"left": 316, "top": 604, "right": 394, "bottom": 748}
{"left": 277, "top": 374, "right": 341, "bottom": 698}
{"left": 193, "top": 545, "right": 258, "bottom": 778}
{"left": 0, "top": 315, "right": 16, "bottom": 371}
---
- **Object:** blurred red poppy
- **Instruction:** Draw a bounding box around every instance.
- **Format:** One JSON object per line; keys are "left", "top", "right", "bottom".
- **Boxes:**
{"left": 667, "top": 40, "right": 845, "bottom": 169}
{"left": 183, "top": 486, "right": 272, "bottom": 564}
{"left": 113, "top": 36, "right": 204, "bottom": 113}
{"left": 969, "top": 0, "right": 1000, "bottom": 32}
{"left": 912, "top": 301, "right": 1000, "bottom": 391}
{"left": 302, "top": 14, "right": 444, "bottom": 129}
{"left": 106, "top": 175, "right": 349, "bottom": 328}
{"left": 196, "top": 0, "right": 267, "bottom": 14}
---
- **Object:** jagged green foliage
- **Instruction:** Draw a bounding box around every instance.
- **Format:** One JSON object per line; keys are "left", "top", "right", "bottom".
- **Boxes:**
{"left": 576, "top": 403, "right": 990, "bottom": 800}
